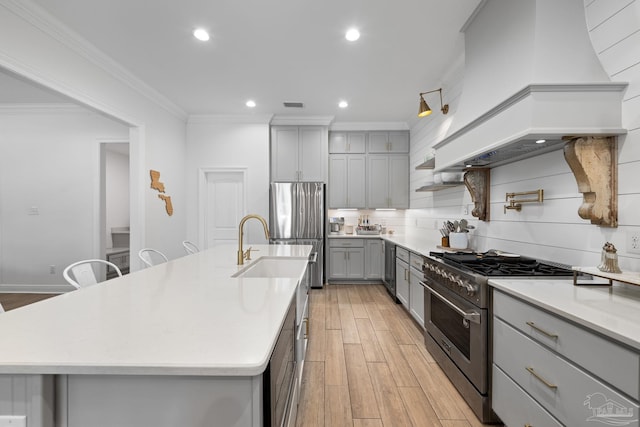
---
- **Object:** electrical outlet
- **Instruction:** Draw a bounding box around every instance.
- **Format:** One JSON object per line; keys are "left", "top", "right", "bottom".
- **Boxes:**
{"left": 463, "top": 205, "right": 469, "bottom": 215}
{"left": 629, "top": 232, "right": 640, "bottom": 254}
{"left": 0, "top": 415, "right": 27, "bottom": 427}
{"left": 49, "top": 265, "right": 56, "bottom": 274}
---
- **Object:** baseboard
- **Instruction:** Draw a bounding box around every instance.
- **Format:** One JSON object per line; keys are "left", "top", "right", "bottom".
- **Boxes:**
{"left": 0, "top": 284, "right": 70, "bottom": 293}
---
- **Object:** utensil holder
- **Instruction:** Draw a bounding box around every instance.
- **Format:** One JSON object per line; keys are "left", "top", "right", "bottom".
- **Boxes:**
{"left": 449, "top": 232, "right": 468, "bottom": 249}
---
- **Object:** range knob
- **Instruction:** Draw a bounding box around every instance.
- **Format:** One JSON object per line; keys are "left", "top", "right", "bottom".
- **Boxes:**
{"left": 465, "top": 283, "right": 478, "bottom": 296}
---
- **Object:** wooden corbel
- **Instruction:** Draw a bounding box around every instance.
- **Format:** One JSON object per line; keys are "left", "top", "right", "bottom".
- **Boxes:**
{"left": 563, "top": 136, "right": 617, "bottom": 227}
{"left": 463, "top": 168, "right": 490, "bottom": 221}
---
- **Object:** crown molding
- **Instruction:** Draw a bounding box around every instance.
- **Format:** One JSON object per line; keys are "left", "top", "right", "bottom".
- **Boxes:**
{"left": 188, "top": 114, "right": 274, "bottom": 125}
{"left": 329, "top": 121, "right": 409, "bottom": 131}
{"left": 1, "top": 0, "right": 188, "bottom": 121}
{"left": 270, "top": 115, "right": 334, "bottom": 126}
{"left": 0, "top": 102, "right": 92, "bottom": 114}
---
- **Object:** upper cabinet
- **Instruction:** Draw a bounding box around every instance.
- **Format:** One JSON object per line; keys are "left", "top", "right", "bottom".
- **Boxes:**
{"left": 368, "top": 131, "right": 409, "bottom": 153}
{"left": 368, "top": 155, "right": 409, "bottom": 208}
{"left": 328, "top": 130, "right": 409, "bottom": 209}
{"left": 329, "top": 132, "right": 366, "bottom": 154}
{"left": 271, "top": 126, "right": 327, "bottom": 182}
{"left": 329, "top": 154, "right": 366, "bottom": 208}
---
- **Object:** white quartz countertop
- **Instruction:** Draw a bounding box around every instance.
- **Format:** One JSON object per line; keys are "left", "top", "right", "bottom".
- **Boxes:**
{"left": 0, "top": 244, "right": 311, "bottom": 376}
{"left": 489, "top": 278, "right": 640, "bottom": 350}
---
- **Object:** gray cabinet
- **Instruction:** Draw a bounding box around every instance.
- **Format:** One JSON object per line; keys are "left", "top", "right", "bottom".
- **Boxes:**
{"left": 492, "top": 290, "right": 640, "bottom": 427}
{"left": 364, "top": 239, "right": 383, "bottom": 280}
{"left": 367, "top": 131, "right": 409, "bottom": 153}
{"left": 327, "top": 131, "right": 409, "bottom": 209}
{"left": 328, "top": 239, "right": 364, "bottom": 280}
{"left": 395, "top": 247, "right": 410, "bottom": 308}
{"left": 329, "top": 132, "right": 366, "bottom": 153}
{"left": 328, "top": 154, "right": 366, "bottom": 208}
{"left": 271, "top": 126, "right": 326, "bottom": 182}
{"left": 395, "top": 247, "right": 424, "bottom": 325}
{"left": 328, "top": 238, "right": 384, "bottom": 282}
{"left": 367, "top": 154, "right": 409, "bottom": 208}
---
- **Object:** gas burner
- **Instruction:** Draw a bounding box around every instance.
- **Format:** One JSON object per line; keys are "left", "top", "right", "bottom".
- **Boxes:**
{"left": 430, "top": 251, "right": 574, "bottom": 278}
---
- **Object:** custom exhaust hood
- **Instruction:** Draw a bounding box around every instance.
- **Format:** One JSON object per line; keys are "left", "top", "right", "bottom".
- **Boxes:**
{"left": 432, "top": 0, "right": 627, "bottom": 172}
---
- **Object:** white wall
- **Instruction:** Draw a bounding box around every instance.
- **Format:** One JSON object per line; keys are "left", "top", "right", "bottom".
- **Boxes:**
{"left": 186, "top": 116, "right": 272, "bottom": 247}
{"left": 0, "top": 2, "right": 188, "bottom": 265}
{"left": 408, "top": 0, "right": 640, "bottom": 272}
{"left": 0, "top": 106, "right": 128, "bottom": 286}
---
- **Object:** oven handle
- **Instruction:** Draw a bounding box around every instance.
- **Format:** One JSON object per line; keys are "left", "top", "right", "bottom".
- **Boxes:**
{"left": 422, "top": 281, "right": 481, "bottom": 324}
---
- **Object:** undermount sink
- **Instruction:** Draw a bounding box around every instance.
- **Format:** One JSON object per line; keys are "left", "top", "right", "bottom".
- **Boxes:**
{"left": 232, "top": 257, "right": 308, "bottom": 278}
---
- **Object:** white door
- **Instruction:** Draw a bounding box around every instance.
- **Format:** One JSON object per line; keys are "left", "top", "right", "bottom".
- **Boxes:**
{"left": 203, "top": 169, "right": 246, "bottom": 248}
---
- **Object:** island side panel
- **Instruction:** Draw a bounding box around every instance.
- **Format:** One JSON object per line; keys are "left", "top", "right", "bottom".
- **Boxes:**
{"left": 0, "top": 374, "right": 54, "bottom": 427}
{"left": 62, "top": 375, "right": 263, "bottom": 427}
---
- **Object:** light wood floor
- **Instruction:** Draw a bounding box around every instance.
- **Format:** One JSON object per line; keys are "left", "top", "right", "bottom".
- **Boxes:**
{"left": 296, "top": 283, "right": 496, "bottom": 427}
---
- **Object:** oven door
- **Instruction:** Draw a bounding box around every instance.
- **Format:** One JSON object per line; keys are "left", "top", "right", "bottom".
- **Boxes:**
{"left": 423, "top": 280, "right": 487, "bottom": 394}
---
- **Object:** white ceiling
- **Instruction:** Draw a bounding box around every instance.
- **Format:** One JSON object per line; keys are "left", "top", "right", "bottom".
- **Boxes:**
{"left": 13, "top": 0, "right": 482, "bottom": 123}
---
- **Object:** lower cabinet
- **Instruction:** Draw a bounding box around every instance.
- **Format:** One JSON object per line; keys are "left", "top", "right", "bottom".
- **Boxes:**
{"left": 492, "top": 289, "right": 640, "bottom": 427}
{"left": 408, "top": 268, "right": 424, "bottom": 327}
{"left": 364, "top": 239, "right": 383, "bottom": 280}
{"left": 395, "top": 257, "right": 410, "bottom": 308}
{"left": 395, "top": 247, "right": 424, "bottom": 327}
{"left": 328, "top": 239, "right": 365, "bottom": 280}
{"left": 328, "top": 238, "right": 383, "bottom": 282}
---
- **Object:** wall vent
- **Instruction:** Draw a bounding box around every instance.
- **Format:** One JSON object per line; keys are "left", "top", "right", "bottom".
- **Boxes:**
{"left": 283, "top": 102, "right": 304, "bottom": 108}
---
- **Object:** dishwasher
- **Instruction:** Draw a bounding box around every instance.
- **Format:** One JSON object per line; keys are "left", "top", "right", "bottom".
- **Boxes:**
{"left": 382, "top": 240, "right": 398, "bottom": 302}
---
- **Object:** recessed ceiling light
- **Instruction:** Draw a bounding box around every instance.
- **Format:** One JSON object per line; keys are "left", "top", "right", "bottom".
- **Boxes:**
{"left": 345, "top": 28, "right": 360, "bottom": 41}
{"left": 193, "top": 28, "right": 210, "bottom": 41}
{"left": 246, "top": 100, "right": 256, "bottom": 108}
{"left": 535, "top": 139, "right": 546, "bottom": 144}
{"left": 338, "top": 100, "right": 348, "bottom": 108}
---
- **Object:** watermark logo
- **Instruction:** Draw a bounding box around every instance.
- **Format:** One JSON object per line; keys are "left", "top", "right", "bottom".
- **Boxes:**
{"left": 584, "top": 392, "right": 638, "bottom": 426}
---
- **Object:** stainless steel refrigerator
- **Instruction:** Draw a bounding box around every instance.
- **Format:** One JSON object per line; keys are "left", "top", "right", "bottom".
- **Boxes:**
{"left": 269, "top": 182, "right": 324, "bottom": 288}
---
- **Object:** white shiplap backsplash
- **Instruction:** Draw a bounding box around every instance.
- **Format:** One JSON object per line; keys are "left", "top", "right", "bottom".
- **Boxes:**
{"left": 408, "top": 0, "right": 640, "bottom": 273}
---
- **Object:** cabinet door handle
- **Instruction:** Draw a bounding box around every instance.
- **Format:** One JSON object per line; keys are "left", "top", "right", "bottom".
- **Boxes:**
{"left": 525, "top": 366, "right": 557, "bottom": 390}
{"left": 526, "top": 321, "right": 558, "bottom": 339}
{"left": 304, "top": 317, "right": 309, "bottom": 339}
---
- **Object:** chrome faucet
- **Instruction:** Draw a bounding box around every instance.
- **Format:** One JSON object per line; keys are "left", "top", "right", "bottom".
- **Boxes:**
{"left": 237, "top": 214, "right": 270, "bottom": 265}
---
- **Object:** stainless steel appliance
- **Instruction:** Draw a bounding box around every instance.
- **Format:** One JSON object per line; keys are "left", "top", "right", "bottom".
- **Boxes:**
{"left": 382, "top": 240, "right": 397, "bottom": 302}
{"left": 329, "top": 217, "right": 344, "bottom": 235}
{"left": 269, "top": 182, "right": 325, "bottom": 288}
{"left": 422, "top": 251, "right": 578, "bottom": 423}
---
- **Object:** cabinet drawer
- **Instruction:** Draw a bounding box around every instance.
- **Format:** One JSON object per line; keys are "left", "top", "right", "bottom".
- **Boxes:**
{"left": 396, "top": 247, "right": 409, "bottom": 263}
{"left": 494, "top": 317, "right": 639, "bottom": 426}
{"left": 329, "top": 239, "right": 364, "bottom": 248}
{"left": 493, "top": 364, "right": 562, "bottom": 427}
{"left": 494, "top": 290, "right": 640, "bottom": 400}
{"left": 409, "top": 252, "right": 424, "bottom": 273}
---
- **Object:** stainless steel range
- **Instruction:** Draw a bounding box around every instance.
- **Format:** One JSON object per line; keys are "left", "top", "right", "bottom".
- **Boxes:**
{"left": 421, "top": 251, "right": 577, "bottom": 423}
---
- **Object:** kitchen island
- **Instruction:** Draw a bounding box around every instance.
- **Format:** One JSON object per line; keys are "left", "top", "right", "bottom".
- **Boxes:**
{"left": 0, "top": 244, "right": 311, "bottom": 427}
